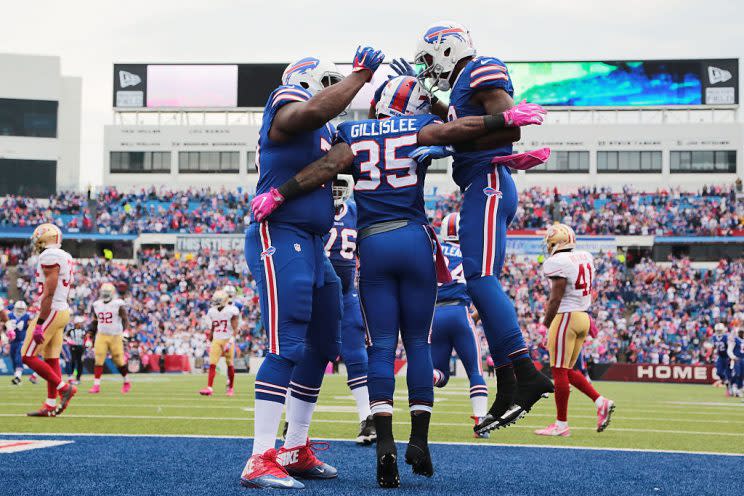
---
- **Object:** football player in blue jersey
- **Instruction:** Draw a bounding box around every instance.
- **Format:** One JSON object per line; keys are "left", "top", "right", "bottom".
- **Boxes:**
{"left": 241, "top": 47, "right": 386, "bottom": 490}
{"left": 6, "top": 301, "right": 31, "bottom": 385}
{"left": 251, "top": 76, "right": 545, "bottom": 488}
{"left": 414, "top": 21, "right": 556, "bottom": 433}
{"left": 431, "top": 213, "right": 490, "bottom": 438}
{"left": 711, "top": 323, "right": 732, "bottom": 395}
{"left": 727, "top": 327, "right": 743, "bottom": 398}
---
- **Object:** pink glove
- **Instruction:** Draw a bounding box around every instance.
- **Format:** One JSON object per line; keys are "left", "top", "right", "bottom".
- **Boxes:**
{"left": 5, "top": 329, "right": 15, "bottom": 341}
{"left": 250, "top": 188, "right": 285, "bottom": 223}
{"left": 502, "top": 100, "right": 547, "bottom": 127}
{"left": 32, "top": 324, "right": 45, "bottom": 345}
{"left": 491, "top": 147, "right": 551, "bottom": 170}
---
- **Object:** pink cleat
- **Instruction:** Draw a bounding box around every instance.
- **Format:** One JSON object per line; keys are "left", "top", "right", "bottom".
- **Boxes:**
{"left": 226, "top": 387, "right": 234, "bottom": 397}
{"left": 28, "top": 374, "right": 39, "bottom": 385}
{"left": 534, "top": 423, "right": 571, "bottom": 437}
{"left": 88, "top": 384, "right": 101, "bottom": 394}
{"left": 199, "top": 387, "right": 213, "bottom": 396}
{"left": 596, "top": 398, "right": 615, "bottom": 432}
{"left": 121, "top": 382, "right": 132, "bottom": 394}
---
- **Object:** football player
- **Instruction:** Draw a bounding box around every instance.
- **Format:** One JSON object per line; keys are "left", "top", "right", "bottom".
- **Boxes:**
{"left": 533, "top": 224, "right": 614, "bottom": 437}
{"left": 727, "top": 327, "right": 743, "bottom": 397}
{"left": 223, "top": 284, "right": 244, "bottom": 313}
{"left": 200, "top": 290, "right": 239, "bottom": 396}
{"left": 21, "top": 224, "right": 77, "bottom": 416}
{"left": 431, "top": 213, "right": 490, "bottom": 438}
{"left": 240, "top": 47, "right": 385, "bottom": 489}
{"left": 251, "top": 76, "right": 545, "bottom": 488}
{"left": 414, "top": 21, "right": 555, "bottom": 433}
{"left": 89, "top": 282, "right": 131, "bottom": 394}
{"left": 6, "top": 301, "right": 31, "bottom": 385}
{"left": 712, "top": 323, "right": 732, "bottom": 395}
{"left": 66, "top": 316, "right": 87, "bottom": 385}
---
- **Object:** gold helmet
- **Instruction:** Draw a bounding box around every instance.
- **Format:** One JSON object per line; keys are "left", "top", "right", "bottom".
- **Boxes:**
{"left": 544, "top": 223, "right": 576, "bottom": 255}
{"left": 31, "top": 223, "right": 62, "bottom": 253}
{"left": 100, "top": 282, "right": 116, "bottom": 302}
{"left": 212, "top": 290, "right": 228, "bottom": 307}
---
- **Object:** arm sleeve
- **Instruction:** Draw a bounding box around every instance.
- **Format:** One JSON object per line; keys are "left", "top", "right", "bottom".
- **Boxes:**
{"left": 39, "top": 250, "right": 62, "bottom": 268}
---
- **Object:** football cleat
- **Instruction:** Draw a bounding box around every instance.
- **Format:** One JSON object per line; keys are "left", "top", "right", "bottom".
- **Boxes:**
{"left": 377, "top": 449, "right": 400, "bottom": 488}
{"left": 88, "top": 384, "right": 101, "bottom": 394}
{"left": 356, "top": 415, "right": 377, "bottom": 445}
{"left": 240, "top": 448, "right": 305, "bottom": 489}
{"left": 27, "top": 404, "right": 57, "bottom": 417}
{"left": 11, "top": 377, "right": 21, "bottom": 385}
{"left": 28, "top": 374, "right": 38, "bottom": 384}
{"left": 497, "top": 374, "right": 554, "bottom": 429}
{"left": 596, "top": 398, "right": 615, "bottom": 432}
{"left": 226, "top": 387, "right": 234, "bottom": 397}
{"left": 199, "top": 387, "right": 213, "bottom": 396}
{"left": 471, "top": 416, "right": 490, "bottom": 439}
{"left": 56, "top": 384, "right": 77, "bottom": 414}
{"left": 277, "top": 440, "right": 337, "bottom": 479}
{"left": 121, "top": 382, "right": 132, "bottom": 394}
{"left": 534, "top": 423, "right": 571, "bottom": 437}
{"left": 405, "top": 440, "right": 434, "bottom": 477}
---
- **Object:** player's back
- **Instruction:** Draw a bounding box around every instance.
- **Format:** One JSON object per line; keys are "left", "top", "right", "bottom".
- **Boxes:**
{"left": 448, "top": 56, "right": 514, "bottom": 188}
{"left": 437, "top": 241, "right": 471, "bottom": 305}
{"left": 336, "top": 114, "right": 440, "bottom": 230}
{"left": 92, "top": 298, "right": 125, "bottom": 335}
{"left": 543, "top": 250, "right": 594, "bottom": 313}
{"left": 254, "top": 84, "right": 335, "bottom": 235}
{"left": 36, "top": 247, "right": 74, "bottom": 311}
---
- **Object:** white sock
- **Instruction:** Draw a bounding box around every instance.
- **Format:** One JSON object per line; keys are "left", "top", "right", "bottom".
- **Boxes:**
{"left": 123, "top": 375, "right": 130, "bottom": 383}
{"left": 252, "top": 399, "right": 285, "bottom": 455}
{"left": 555, "top": 419, "right": 568, "bottom": 429}
{"left": 283, "top": 394, "right": 316, "bottom": 449}
{"left": 471, "top": 396, "right": 488, "bottom": 418}
{"left": 351, "top": 386, "right": 371, "bottom": 421}
{"left": 594, "top": 396, "right": 605, "bottom": 409}
{"left": 14, "top": 369, "right": 22, "bottom": 379}
{"left": 94, "top": 378, "right": 101, "bottom": 386}
{"left": 45, "top": 398, "right": 56, "bottom": 408}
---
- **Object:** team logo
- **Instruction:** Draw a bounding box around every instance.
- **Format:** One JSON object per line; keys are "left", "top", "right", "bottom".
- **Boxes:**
{"left": 483, "top": 187, "right": 503, "bottom": 198}
{"left": 423, "top": 26, "right": 469, "bottom": 44}
{"left": 294, "top": 243, "right": 302, "bottom": 252}
{"left": 283, "top": 57, "right": 320, "bottom": 80}
{"left": 260, "top": 246, "right": 276, "bottom": 259}
{"left": 708, "top": 66, "right": 732, "bottom": 84}
{"left": 119, "top": 70, "right": 142, "bottom": 88}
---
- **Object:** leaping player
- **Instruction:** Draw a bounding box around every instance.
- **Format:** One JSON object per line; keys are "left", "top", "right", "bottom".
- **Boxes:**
{"left": 200, "top": 290, "right": 239, "bottom": 397}
{"left": 89, "top": 282, "right": 132, "bottom": 394}
{"left": 534, "top": 224, "right": 615, "bottom": 437}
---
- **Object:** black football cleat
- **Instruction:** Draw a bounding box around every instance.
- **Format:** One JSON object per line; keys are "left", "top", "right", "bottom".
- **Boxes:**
{"left": 11, "top": 376, "right": 21, "bottom": 385}
{"left": 55, "top": 384, "right": 78, "bottom": 415}
{"left": 27, "top": 404, "right": 57, "bottom": 417}
{"left": 497, "top": 373, "right": 554, "bottom": 428}
{"left": 377, "top": 450, "right": 400, "bottom": 488}
{"left": 357, "top": 415, "right": 377, "bottom": 445}
{"left": 405, "top": 441, "right": 434, "bottom": 478}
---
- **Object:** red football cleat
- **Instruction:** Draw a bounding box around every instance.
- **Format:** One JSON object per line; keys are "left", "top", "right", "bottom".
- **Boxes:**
{"left": 121, "top": 382, "right": 132, "bottom": 394}
{"left": 277, "top": 440, "right": 338, "bottom": 479}
{"left": 240, "top": 448, "right": 304, "bottom": 489}
{"left": 27, "top": 403, "right": 57, "bottom": 417}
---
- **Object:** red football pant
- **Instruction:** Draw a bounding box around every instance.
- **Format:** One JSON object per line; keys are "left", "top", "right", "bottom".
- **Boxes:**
{"left": 207, "top": 365, "right": 216, "bottom": 388}
{"left": 568, "top": 369, "right": 600, "bottom": 402}
{"left": 22, "top": 356, "right": 61, "bottom": 389}
{"left": 45, "top": 358, "right": 61, "bottom": 399}
{"left": 552, "top": 367, "right": 570, "bottom": 422}
{"left": 94, "top": 366, "right": 103, "bottom": 380}
{"left": 227, "top": 366, "right": 235, "bottom": 388}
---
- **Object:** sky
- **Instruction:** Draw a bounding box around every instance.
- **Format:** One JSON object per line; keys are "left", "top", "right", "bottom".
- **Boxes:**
{"left": 2, "top": 0, "right": 743, "bottom": 186}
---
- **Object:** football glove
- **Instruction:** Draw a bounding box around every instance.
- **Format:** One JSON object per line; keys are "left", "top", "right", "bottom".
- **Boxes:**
{"left": 502, "top": 100, "right": 547, "bottom": 127}
{"left": 5, "top": 329, "right": 15, "bottom": 341}
{"left": 32, "top": 324, "right": 45, "bottom": 345}
{"left": 409, "top": 145, "right": 454, "bottom": 163}
{"left": 250, "top": 188, "right": 285, "bottom": 223}
{"left": 390, "top": 58, "right": 417, "bottom": 77}
{"left": 352, "top": 46, "right": 385, "bottom": 77}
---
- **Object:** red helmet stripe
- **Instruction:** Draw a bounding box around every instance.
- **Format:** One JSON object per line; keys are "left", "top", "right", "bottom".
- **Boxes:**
{"left": 389, "top": 78, "right": 415, "bottom": 114}
{"left": 448, "top": 214, "right": 457, "bottom": 238}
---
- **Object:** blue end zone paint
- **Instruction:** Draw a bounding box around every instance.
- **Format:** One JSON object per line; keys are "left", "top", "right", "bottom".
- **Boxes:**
{"left": 0, "top": 435, "right": 739, "bottom": 496}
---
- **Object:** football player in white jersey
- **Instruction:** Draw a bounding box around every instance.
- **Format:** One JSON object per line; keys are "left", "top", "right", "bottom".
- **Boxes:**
{"left": 534, "top": 224, "right": 614, "bottom": 437}
{"left": 200, "top": 290, "right": 240, "bottom": 396}
{"left": 21, "top": 224, "right": 77, "bottom": 417}
{"left": 89, "top": 282, "right": 131, "bottom": 394}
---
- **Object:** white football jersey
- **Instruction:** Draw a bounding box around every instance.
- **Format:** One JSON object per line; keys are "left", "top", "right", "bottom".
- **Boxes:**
{"left": 206, "top": 304, "right": 239, "bottom": 340}
{"left": 543, "top": 250, "right": 594, "bottom": 314}
{"left": 92, "top": 298, "right": 127, "bottom": 335}
{"left": 36, "top": 248, "right": 74, "bottom": 311}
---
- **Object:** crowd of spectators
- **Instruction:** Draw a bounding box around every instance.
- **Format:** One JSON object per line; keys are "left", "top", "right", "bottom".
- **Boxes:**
{"left": 0, "top": 183, "right": 740, "bottom": 236}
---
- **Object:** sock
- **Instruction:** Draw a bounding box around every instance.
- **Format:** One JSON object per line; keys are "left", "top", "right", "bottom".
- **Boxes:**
{"left": 374, "top": 414, "right": 395, "bottom": 455}
{"left": 471, "top": 396, "right": 488, "bottom": 418}
{"left": 409, "top": 410, "right": 431, "bottom": 445}
{"left": 94, "top": 365, "right": 103, "bottom": 386}
{"left": 252, "top": 399, "right": 286, "bottom": 455}
{"left": 283, "top": 393, "right": 317, "bottom": 449}
{"left": 45, "top": 398, "right": 56, "bottom": 408}
{"left": 45, "top": 358, "right": 61, "bottom": 400}
{"left": 594, "top": 396, "right": 605, "bottom": 408}
{"left": 207, "top": 364, "right": 216, "bottom": 388}
{"left": 512, "top": 357, "right": 539, "bottom": 383}
{"left": 555, "top": 419, "right": 568, "bottom": 429}
{"left": 351, "top": 386, "right": 371, "bottom": 421}
{"left": 490, "top": 365, "right": 517, "bottom": 415}
{"left": 552, "top": 367, "right": 570, "bottom": 422}
{"left": 22, "top": 356, "right": 61, "bottom": 388}
{"left": 14, "top": 368, "right": 22, "bottom": 379}
{"left": 118, "top": 365, "right": 129, "bottom": 382}
{"left": 227, "top": 366, "right": 235, "bottom": 388}
{"left": 568, "top": 369, "right": 600, "bottom": 402}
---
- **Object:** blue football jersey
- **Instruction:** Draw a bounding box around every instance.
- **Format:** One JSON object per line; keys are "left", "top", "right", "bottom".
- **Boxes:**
{"left": 712, "top": 334, "right": 729, "bottom": 357}
{"left": 336, "top": 114, "right": 441, "bottom": 230}
{"left": 436, "top": 241, "right": 470, "bottom": 304}
{"left": 448, "top": 56, "right": 515, "bottom": 188}
{"left": 732, "top": 335, "right": 744, "bottom": 358}
{"left": 253, "top": 84, "right": 335, "bottom": 234}
{"left": 9, "top": 313, "right": 31, "bottom": 343}
{"left": 324, "top": 200, "right": 358, "bottom": 267}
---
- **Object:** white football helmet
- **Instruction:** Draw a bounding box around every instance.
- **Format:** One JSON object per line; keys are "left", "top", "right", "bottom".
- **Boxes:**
{"left": 333, "top": 175, "right": 353, "bottom": 207}
{"left": 440, "top": 213, "right": 460, "bottom": 243}
{"left": 414, "top": 21, "right": 476, "bottom": 92}
{"left": 12, "top": 300, "right": 27, "bottom": 318}
{"left": 375, "top": 76, "right": 431, "bottom": 118}
{"left": 223, "top": 285, "right": 236, "bottom": 300}
{"left": 282, "top": 57, "right": 344, "bottom": 96}
{"left": 714, "top": 323, "right": 726, "bottom": 334}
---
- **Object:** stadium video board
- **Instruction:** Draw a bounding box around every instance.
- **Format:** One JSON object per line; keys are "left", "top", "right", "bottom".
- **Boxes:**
{"left": 114, "top": 59, "right": 738, "bottom": 109}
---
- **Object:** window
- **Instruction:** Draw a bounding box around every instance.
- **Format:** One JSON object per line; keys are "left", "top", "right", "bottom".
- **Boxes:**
{"left": 0, "top": 98, "right": 58, "bottom": 138}
{"left": 247, "top": 151, "right": 257, "bottom": 172}
{"left": 670, "top": 150, "right": 736, "bottom": 173}
{"left": 597, "top": 151, "right": 661, "bottom": 173}
{"left": 178, "top": 151, "right": 240, "bottom": 173}
{"left": 110, "top": 152, "right": 171, "bottom": 173}
{"left": 528, "top": 151, "right": 589, "bottom": 173}
{"left": 0, "top": 159, "right": 56, "bottom": 197}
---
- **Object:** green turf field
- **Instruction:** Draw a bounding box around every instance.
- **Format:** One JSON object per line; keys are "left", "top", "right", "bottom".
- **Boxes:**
{"left": 1, "top": 374, "right": 742, "bottom": 454}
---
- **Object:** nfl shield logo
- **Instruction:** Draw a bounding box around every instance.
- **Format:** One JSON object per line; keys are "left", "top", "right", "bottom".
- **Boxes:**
{"left": 294, "top": 243, "right": 301, "bottom": 252}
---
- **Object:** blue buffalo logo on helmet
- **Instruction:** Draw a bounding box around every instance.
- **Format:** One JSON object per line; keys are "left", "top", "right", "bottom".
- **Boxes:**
{"left": 482, "top": 187, "right": 503, "bottom": 198}
{"left": 423, "top": 25, "right": 469, "bottom": 44}
{"left": 282, "top": 57, "right": 343, "bottom": 96}
{"left": 282, "top": 57, "right": 320, "bottom": 80}
{"left": 260, "top": 246, "right": 276, "bottom": 259}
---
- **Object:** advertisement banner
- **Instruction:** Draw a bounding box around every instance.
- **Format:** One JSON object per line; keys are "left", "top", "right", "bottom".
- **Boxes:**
{"left": 506, "top": 235, "right": 616, "bottom": 255}
{"left": 176, "top": 234, "right": 244, "bottom": 253}
{"left": 597, "top": 363, "right": 716, "bottom": 384}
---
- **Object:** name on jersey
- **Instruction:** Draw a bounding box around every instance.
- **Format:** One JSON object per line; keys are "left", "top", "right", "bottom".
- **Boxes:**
{"left": 349, "top": 119, "right": 416, "bottom": 138}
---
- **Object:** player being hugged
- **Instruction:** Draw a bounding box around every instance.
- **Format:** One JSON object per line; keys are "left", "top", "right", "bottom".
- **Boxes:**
{"left": 89, "top": 282, "right": 132, "bottom": 394}
{"left": 241, "top": 46, "right": 385, "bottom": 489}
{"left": 21, "top": 224, "right": 77, "bottom": 417}
{"left": 251, "top": 75, "right": 545, "bottom": 488}
{"left": 200, "top": 290, "right": 239, "bottom": 397}
{"left": 726, "top": 326, "right": 743, "bottom": 397}
{"left": 431, "top": 213, "right": 490, "bottom": 437}
{"left": 534, "top": 224, "right": 615, "bottom": 437}
{"left": 711, "top": 323, "right": 733, "bottom": 395}
{"left": 6, "top": 301, "right": 31, "bottom": 385}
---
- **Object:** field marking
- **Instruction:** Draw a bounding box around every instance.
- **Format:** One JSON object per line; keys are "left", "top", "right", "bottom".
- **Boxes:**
{"left": 0, "top": 440, "right": 72, "bottom": 453}
{"left": 1, "top": 432, "right": 742, "bottom": 458}
{"left": 665, "top": 401, "right": 744, "bottom": 408}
